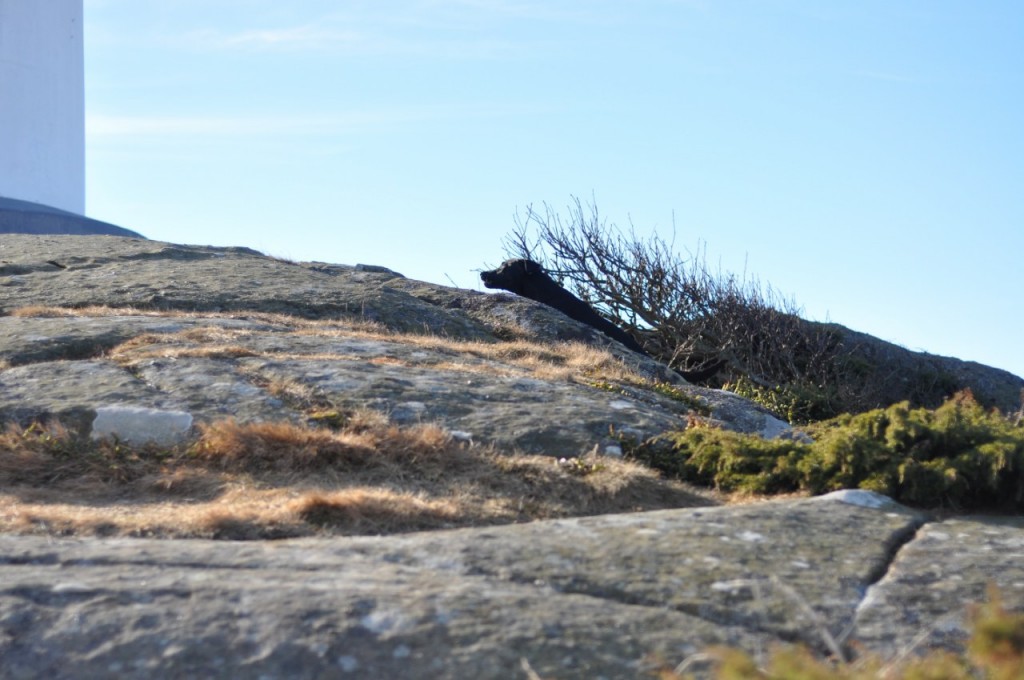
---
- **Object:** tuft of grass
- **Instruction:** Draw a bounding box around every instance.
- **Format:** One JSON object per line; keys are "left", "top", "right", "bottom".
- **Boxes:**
{"left": 291, "top": 489, "right": 461, "bottom": 533}
{"left": 968, "top": 585, "right": 1024, "bottom": 680}
{"left": 192, "top": 418, "right": 453, "bottom": 473}
{"left": 9, "top": 306, "right": 85, "bottom": 318}
{"left": 0, "top": 420, "right": 177, "bottom": 487}
{"left": 628, "top": 391, "right": 1024, "bottom": 511}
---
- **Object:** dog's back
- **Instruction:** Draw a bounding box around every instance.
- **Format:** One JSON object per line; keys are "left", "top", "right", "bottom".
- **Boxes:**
{"left": 481, "top": 258, "right": 725, "bottom": 382}
{"left": 481, "top": 259, "right": 646, "bottom": 353}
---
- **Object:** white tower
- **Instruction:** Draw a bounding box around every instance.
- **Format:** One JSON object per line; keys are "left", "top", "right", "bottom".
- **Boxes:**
{"left": 0, "top": 0, "right": 85, "bottom": 214}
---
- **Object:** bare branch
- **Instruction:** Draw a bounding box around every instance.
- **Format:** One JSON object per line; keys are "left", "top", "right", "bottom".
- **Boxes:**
{"left": 502, "top": 196, "right": 873, "bottom": 420}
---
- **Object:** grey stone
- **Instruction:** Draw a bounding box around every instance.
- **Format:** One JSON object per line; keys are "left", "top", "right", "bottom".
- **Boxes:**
{"left": 91, "top": 405, "right": 194, "bottom": 445}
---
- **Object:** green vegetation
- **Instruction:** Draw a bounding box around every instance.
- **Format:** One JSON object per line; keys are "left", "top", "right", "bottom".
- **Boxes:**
{"left": 725, "top": 375, "right": 838, "bottom": 425}
{"left": 629, "top": 391, "right": 1024, "bottom": 511}
{"left": 649, "top": 380, "right": 714, "bottom": 416}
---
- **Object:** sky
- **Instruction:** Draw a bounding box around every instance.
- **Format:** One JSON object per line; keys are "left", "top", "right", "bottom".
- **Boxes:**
{"left": 83, "top": 1, "right": 1024, "bottom": 380}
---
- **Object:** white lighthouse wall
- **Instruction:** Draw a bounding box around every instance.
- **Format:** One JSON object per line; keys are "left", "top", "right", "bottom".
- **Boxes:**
{"left": 0, "top": 0, "right": 85, "bottom": 214}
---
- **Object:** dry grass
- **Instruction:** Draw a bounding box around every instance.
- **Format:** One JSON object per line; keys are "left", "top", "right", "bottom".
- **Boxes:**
{"left": 291, "top": 489, "right": 462, "bottom": 534}
{"left": 106, "top": 324, "right": 647, "bottom": 388}
{"left": 1, "top": 305, "right": 709, "bottom": 539}
{"left": 0, "top": 415, "right": 712, "bottom": 540}
{"left": 14, "top": 304, "right": 650, "bottom": 387}
{"left": 8, "top": 304, "right": 384, "bottom": 336}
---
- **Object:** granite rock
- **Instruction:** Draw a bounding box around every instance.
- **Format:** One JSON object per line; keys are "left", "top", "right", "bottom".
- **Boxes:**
{"left": 1, "top": 235, "right": 1022, "bottom": 678}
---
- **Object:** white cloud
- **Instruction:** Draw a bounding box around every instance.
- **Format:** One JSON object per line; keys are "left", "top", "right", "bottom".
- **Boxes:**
{"left": 184, "top": 24, "right": 364, "bottom": 52}
{"left": 174, "top": 3, "right": 598, "bottom": 57}
{"left": 87, "top": 113, "right": 408, "bottom": 138}
{"left": 86, "top": 102, "right": 554, "bottom": 139}
{"left": 416, "top": 0, "right": 594, "bottom": 21}
{"left": 182, "top": 23, "right": 529, "bottom": 60}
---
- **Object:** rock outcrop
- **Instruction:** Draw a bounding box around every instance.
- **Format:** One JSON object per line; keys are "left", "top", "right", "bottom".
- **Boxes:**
{"left": 0, "top": 235, "right": 789, "bottom": 448}
{"left": 1, "top": 235, "right": 1023, "bottom": 678}
{"left": 813, "top": 320, "right": 1024, "bottom": 414}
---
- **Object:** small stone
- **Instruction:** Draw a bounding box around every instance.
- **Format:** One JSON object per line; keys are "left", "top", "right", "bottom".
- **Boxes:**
{"left": 815, "top": 489, "right": 896, "bottom": 510}
{"left": 603, "top": 444, "right": 623, "bottom": 457}
{"left": 91, "top": 405, "right": 193, "bottom": 446}
{"left": 337, "top": 656, "right": 359, "bottom": 672}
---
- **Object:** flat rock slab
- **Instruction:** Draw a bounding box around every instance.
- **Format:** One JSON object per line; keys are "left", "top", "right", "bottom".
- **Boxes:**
{"left": 0, "top": 311, "right": 784, "bottom": 453}
{"left": 852, "top": 515, "right": 1024, "bottom": 657}
{"left": 0, "top": 315, "right": 269, "bottom": 366}
{"left": 245, "top": 356, "right": 684, "bottom": 453}
{"left": 0, "top": 493, "right": 925, "bottom": 679}
{"left": 0, "top": 360, "right": 185, "bottom": 430}
{"left": 0, "top": 236, "right": 504, "bottom": 339}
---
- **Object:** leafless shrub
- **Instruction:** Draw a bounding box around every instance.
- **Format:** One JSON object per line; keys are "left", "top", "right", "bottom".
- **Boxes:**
{"left": 504, "top": 197, "right": 851, "bottom": 418}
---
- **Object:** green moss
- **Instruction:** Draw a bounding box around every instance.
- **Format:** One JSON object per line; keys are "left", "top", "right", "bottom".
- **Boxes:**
{"left": 665, "top": 426, "right": 808, "bottom": 494}
{"left": 587, "top": 379, "right": 713, "bottom": 416}
{"left": 586, "top": 379, "right": 628, "bottom": 396}
{"left": 725, "top": 375, "right": 836, "bottom": 425}
{"left": 629, "top": 391, "right": 1024, "bottom": 511}
{"left": 555, "top": 456, "right": 607, "bottom": 476}
{"left": 650, "top": 381, "right": 713, "bottom": 416}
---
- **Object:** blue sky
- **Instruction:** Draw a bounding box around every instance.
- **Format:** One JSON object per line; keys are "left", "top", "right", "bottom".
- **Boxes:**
{"left": 83, "top": 1, "right": 1024, "bottom": 380}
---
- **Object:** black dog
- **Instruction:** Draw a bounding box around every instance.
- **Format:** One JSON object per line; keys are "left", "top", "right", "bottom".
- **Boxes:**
{"left": 480, "top": 259, "right": 647, "bottom": 353}
{"left": 481, "top": 258, "right": 724, "bottom": 383}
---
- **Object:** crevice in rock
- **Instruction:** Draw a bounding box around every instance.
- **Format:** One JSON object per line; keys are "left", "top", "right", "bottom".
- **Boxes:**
{"left": 0, "top": 263, "right": 35, "bottom": 276}
{"left": 117, "top": 360, "right": 153, "bottom": 386}
{"left": 5, "top": 584, "right": 193, "bottom": 606}
{"left": 841, "top": 515, "right": 933, "bottom": 653}
{"left": 119, "top": 246, "right": 237, "bottom": 262}
{"left": 860, "top": 516, "right": 931, "bottom": 597}
{"left": 3, "top": 336, "right": 127, "bottom": 367}
{"left": 475, "top": 569, "right": 821, "bottom": 650}
{"left": 537, "top": 573, "right": 864, "bottom": 658}
{"left": 0, "top": 553, "right": 61, "bottom": 567}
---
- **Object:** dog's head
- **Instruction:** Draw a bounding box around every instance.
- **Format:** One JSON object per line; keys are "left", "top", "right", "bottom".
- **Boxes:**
{"left": 480, "top": 259, "right": 546, "bottom": 295}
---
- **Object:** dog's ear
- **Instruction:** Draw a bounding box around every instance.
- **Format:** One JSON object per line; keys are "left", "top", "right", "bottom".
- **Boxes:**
{"left": 522, "top": 260, "right": 543, "bottom": 277}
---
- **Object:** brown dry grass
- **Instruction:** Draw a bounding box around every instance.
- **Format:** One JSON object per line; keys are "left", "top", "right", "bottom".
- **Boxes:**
{"left": 0, "top": 415, "right": 713, "bottom": 540}
{"left": 107, "top": 325, "right": 645, "bottom": 389}
{"left": 14, "top": 305, "right": 648, "bottom": 387}
{"left": 10, "top": 304, "right": 376, "bottom": 327}
{"left": 2, "top": 305, "right": 709, "bottom": 539}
